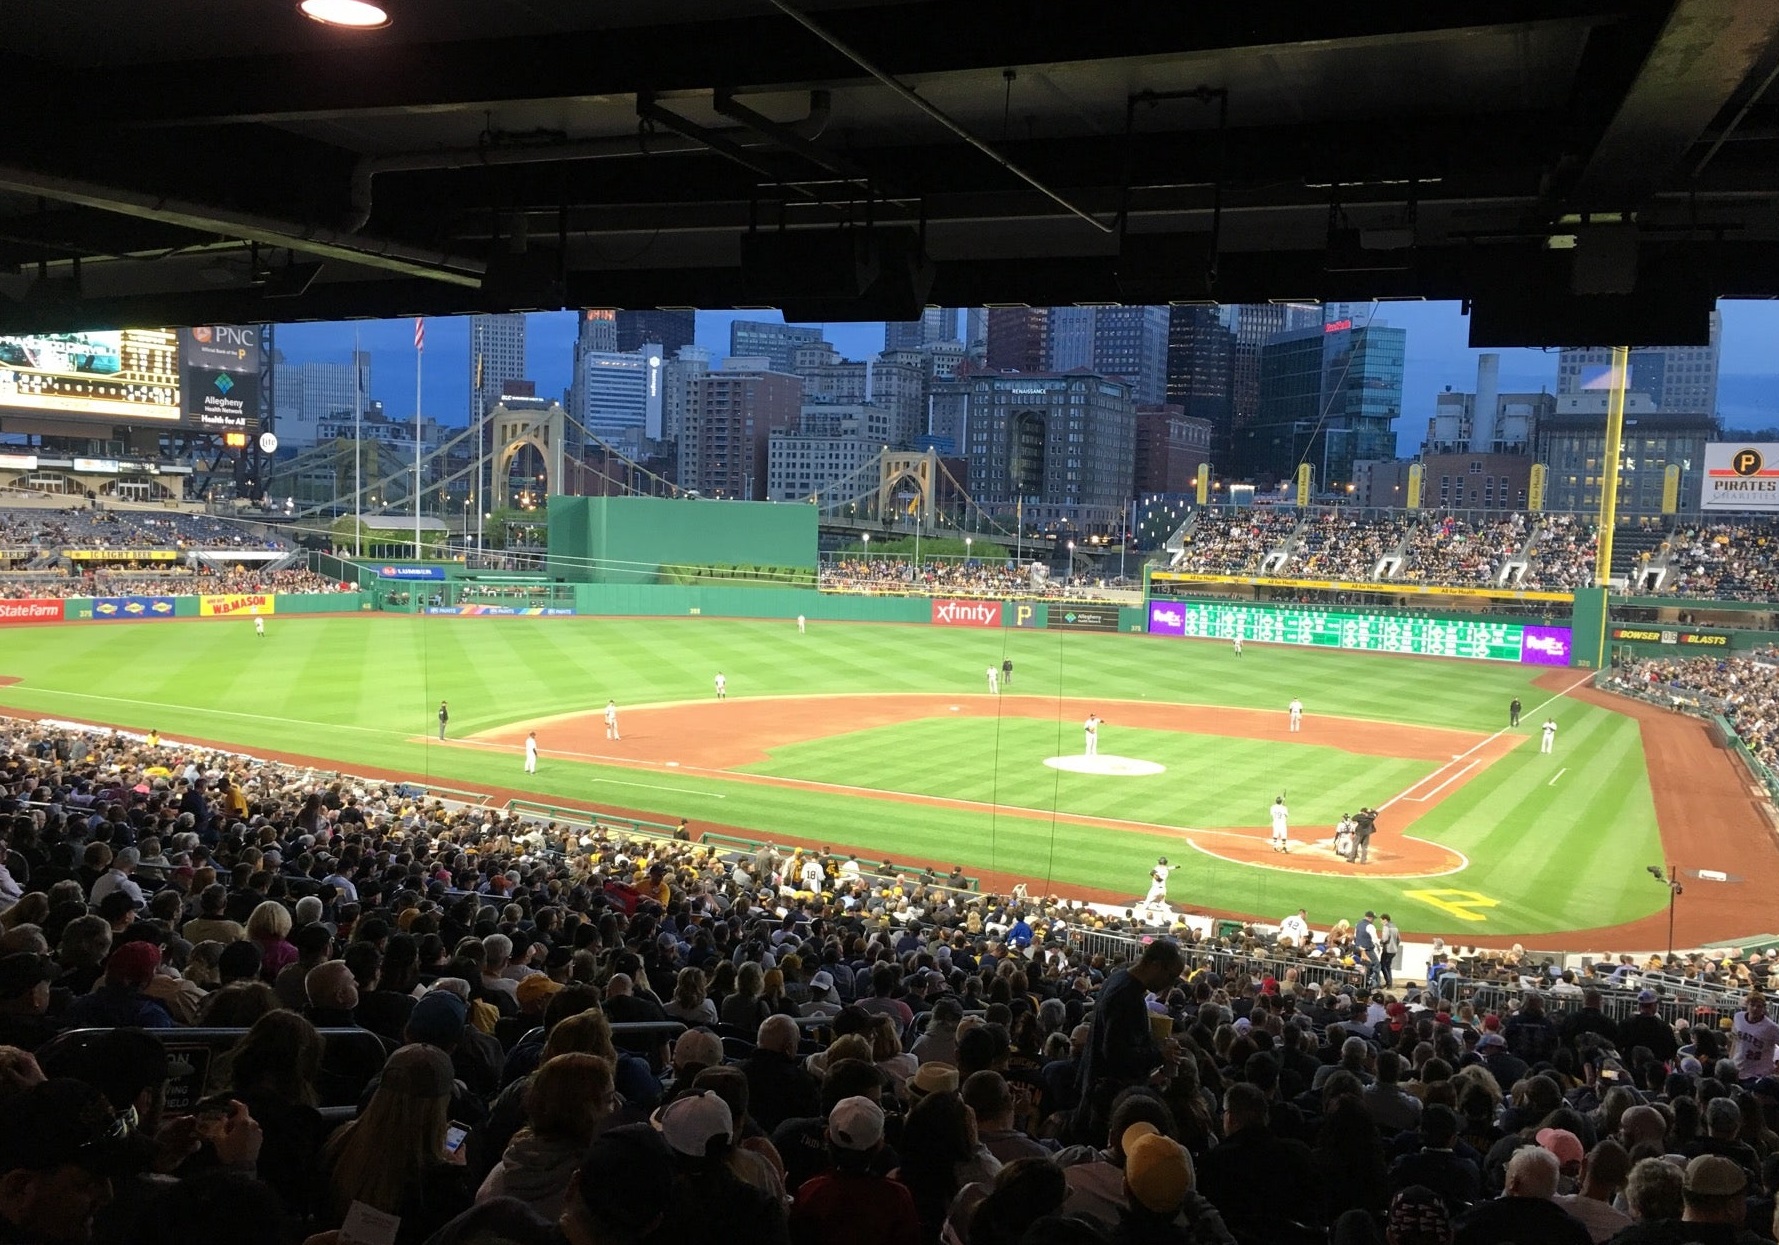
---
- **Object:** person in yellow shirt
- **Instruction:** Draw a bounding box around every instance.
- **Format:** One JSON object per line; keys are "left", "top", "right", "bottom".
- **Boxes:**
{"left": 639, "top": 864, "right": 671, "bottom": 906}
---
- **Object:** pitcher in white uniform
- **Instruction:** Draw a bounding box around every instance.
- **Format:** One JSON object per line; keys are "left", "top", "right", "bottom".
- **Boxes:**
{"left": 1083, "top": 713, "right": 1101, "bottom": 756}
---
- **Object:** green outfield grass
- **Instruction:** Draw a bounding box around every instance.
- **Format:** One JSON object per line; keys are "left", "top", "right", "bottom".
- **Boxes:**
{"left": 0, "top": 614, "right": 1664, "bottom": 935}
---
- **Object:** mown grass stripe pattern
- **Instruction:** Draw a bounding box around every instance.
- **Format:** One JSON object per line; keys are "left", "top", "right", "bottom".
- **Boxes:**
{"left": 0, "top": 615, "right": 1661, "bottom": 934}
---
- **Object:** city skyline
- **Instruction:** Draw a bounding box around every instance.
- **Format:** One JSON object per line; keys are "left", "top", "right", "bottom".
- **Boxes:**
{"left": 269, "top": 301, "right": 1779, "bottom": 455}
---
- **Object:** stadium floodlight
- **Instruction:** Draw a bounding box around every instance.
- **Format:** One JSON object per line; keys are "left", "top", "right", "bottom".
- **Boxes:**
{"left": 299, "top": 0, "right": 391, "bottom": 28}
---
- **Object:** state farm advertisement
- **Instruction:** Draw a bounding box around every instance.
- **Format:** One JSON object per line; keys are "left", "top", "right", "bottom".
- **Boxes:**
{"left": 0, "top": 599, "right": 62, "bottom": 624}
{"left": 931, "top": 599, "right": 1002, "bottom": 627}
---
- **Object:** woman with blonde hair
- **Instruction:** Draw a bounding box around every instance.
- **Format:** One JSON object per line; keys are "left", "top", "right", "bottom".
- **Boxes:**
{"left": 476, "top": 1053, "right": 615, "bottom": 1219}
{"left": 664, "top": 967, "right": 718, "bottom": 1026}
{"left": 322, "top": 1044, "right": 473, "bottom": 1244}
{"left": 245, "top": 900, "right": 297, "bottom": 981}
{"left": 871, "top": 1013, "right": 918, "bottom": 1083}
{"left": 720, "top": 961, "right": 770, "bottom": 1032}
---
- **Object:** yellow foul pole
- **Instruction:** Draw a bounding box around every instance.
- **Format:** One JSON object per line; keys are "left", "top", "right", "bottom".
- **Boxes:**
{"left": 1593, "top": 345, "right": 1631, "bottom": 587}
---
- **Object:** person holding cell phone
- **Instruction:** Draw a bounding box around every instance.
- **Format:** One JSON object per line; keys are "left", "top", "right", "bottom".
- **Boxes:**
{"left": 320, "top": 1045, "right": 475, "bottom": 1245}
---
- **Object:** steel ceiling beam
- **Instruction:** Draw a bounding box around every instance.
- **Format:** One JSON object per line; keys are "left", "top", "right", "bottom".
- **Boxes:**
{"left": 1573, "top": 0, "right": 1779, "bottom": 203}
{"left": 0, "top": 2, "right": 1630, "bottom": 127}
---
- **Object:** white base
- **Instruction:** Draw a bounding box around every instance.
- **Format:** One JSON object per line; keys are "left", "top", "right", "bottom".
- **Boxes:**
{"left": 1043, "top": 754, "right": 1166, "bottom": 777}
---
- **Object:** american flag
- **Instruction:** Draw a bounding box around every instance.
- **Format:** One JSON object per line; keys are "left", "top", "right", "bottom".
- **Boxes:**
{"left": 414, "top": 317, "right": 425, "bottom": 351}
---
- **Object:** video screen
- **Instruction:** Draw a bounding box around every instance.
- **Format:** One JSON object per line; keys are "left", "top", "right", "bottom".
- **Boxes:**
{"left": 0, "top": 326, "right": 259, "bottom": 431}
{"left": 0, "top": 329, "right": 181, "bottom": 422}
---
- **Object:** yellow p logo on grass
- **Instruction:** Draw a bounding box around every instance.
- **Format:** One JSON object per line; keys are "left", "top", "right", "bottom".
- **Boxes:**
{"left": 1403, "top": 889, "right": 1500, "bottom": 923}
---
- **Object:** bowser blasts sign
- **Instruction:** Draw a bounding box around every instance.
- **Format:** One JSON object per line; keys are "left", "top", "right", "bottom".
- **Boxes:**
{"left": 931, "top": 599, "right": 1001, "bottom": 627}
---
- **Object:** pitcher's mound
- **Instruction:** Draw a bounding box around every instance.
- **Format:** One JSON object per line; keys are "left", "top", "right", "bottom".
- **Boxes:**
{"left": 1043, "top": 754, "right": 1166, "bottom": 777}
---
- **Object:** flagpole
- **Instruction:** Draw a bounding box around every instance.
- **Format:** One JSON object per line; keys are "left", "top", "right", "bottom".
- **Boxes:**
{"left": 353, "top": 327, "right": 363, "bottom": 558}
{"left": 414, "top": 318, "right": 424, "bottom": 560}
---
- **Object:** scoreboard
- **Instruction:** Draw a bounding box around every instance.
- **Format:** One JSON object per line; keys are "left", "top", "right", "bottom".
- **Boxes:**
{"left": 1145, "top": 599, "right": 1571, "bottom": 665}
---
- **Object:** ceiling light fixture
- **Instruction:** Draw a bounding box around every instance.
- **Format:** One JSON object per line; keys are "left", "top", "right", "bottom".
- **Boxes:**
{"left": 299, "top": 0, "right": 390, "bottom": 28}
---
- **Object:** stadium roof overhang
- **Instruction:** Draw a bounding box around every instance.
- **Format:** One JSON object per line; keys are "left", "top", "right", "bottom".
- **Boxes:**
{"left": 1, "top": 1, "right": 1777, "bottom": 344}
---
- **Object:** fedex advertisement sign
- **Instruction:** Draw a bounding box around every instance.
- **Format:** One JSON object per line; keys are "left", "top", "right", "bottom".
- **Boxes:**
{"left": 1519, "top": 625, "right": 1573, "bottom": 667}
{"left": 1147, "top": 602, "right": 1186, "bottom": 637}
{"left": 931, "top": 599, "right": 1001, "bottom": 627}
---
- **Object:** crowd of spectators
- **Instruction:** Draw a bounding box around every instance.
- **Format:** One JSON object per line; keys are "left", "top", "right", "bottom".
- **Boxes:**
{"left": 1607, "top": 650, "right": 1779, "bottom": 773}
{"left": 1397, "top": 515, "right": 1531, "bottom": 587}
{"left": 0, "top": 568, "right": 351, "bottom": 600}
{"left": 1518, "top": 515, "right": 1600, "bottom": 592}
{"left": 0, "top": 507, "right": 291, "bottom": 553}
{"left": 1171, "top": 510, "right": 1301, "bottom": 576}
{"left": 819, "top": 558, "right": 1127, "bottom": 600}
{"left": 1657, "top": 522, "right": 1779, "bottom": 602}
{"left": 2, "top": 719, "right": 1779, "bottom": 1245}
{"left": 1294, "top": 513, "right": 1415, "bottom": 583}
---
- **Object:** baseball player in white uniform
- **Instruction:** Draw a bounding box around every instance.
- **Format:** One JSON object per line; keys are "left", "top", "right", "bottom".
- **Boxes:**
{"left": 1270, "top": 795, "right": 1290, "bottom": 853}
{"left": 1541, "top": 717, "right": 1557, "bottom": 753}
{"left": 1232, "top": 635, "right": 1242, "bottom": 657}
{"left": 797, "top": 614, "right": 806, "bottom": 634}
{"left": 715, "top": 672, "right": 727, "bottom": 699}
{"left": 524, "top": 731, "right": 538, "bottom": 773}
{"left": 1144, "top": 857, "right": 1172, "bottom": 906}
{"left": 1288, "top": 698, "right": 1304, "bottom": 732}
{"left": 604, "top": 700, "right": 620, "bottom": 740}
{"left": 1083, "top": 713, "right": 1102, "bottom": 757}
{"left": 986, "top": 666, "right": 999, "bottom": 693}
{"left": 254, "top": 616, "right": 265, "bottom": 638}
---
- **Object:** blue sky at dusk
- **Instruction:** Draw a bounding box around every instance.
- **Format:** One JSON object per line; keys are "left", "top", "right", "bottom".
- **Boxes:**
{"left": 272, "top": 301, "right": 1779, "bottom": 453}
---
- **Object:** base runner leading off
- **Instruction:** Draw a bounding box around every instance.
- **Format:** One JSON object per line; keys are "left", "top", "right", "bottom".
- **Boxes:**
{"left": 1145, "top": 857, "right": 1171, "bottom": 905}
{"left": 1270, "top": 795, "right": 1290, "bottom": 853}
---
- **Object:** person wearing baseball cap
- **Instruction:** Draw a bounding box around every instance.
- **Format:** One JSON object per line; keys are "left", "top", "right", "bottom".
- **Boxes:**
{"left": 789, "top": 1096, "right": 918, "bottom": 1244}
{"left": 1121, "top": 1124, "right": 1234, "bottom": 1242}
{"left": 0, "top": 1079, "right": 137, "bottom": 1243}
{"left": 60, "top": 941, "right": 172, "bottom": 1030}
{"left": 1628, "top": 1153, "right": 1753, "bottom": 1242}
{"left": 628, "top": 1091, "right": 786, "bottom": 1244}
{"left": 1619, "top": 988, "right": 1679, "bottom": 1064}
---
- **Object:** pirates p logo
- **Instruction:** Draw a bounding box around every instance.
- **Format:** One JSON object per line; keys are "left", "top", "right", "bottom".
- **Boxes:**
{"left": 1733, "top": 448, "right": 1765, "bottom": 477}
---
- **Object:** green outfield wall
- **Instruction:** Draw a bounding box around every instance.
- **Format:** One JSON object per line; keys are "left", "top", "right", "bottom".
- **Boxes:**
{"left": 547, "top": 495, "right": 817, "bottom": 585}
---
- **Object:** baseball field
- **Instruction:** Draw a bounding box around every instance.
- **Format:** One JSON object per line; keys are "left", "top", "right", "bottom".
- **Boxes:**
{"left": 1, "top": 611, "right": 1771, "bottom": 944}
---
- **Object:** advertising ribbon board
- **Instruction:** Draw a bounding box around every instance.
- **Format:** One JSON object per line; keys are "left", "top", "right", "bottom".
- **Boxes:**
{"left": 931, "top": 599, "right": 1002, "bottom": 627}
{"left": 423, "top": 605, "right": 576, "bottom": 616}
{"left": 1048, "top": 607, "right": 1119, "bottom": 632}
{"left": 378, "top": 566, "right": 448, "bottom": 581}
{"left": 0, "top": 599, "right": 62, "bottom": 624}
{"left": 199, "top": 594, "right": 275, "bottom": 617}
{"left": 91, "top": 596, "right": 176, "bottom": 620}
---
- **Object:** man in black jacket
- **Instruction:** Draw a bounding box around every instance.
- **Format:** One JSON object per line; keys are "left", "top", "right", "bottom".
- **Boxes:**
{"left": 1198, "top": 1081, "right": 1322, "bottom": 1227}
{"left": 1618, "top": 989, "right": 1680, "bottom": 1063}
{"left": 743, "top": 1014, "right": 821, "bottom": 1133}
{"left": 1072, "top": 937, "right": 1185, "bottom": 1146}
{"left": 1390, "top": 1105, "right": 1482, "bottom": 1213}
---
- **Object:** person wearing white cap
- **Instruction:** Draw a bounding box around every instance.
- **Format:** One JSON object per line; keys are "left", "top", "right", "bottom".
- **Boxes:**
{"left": 801, "top": 970, "right": 842, "bottom": 1018}
{"left": 789, "top": 1096, "right": 918, "bottom": 1244}
{"left": 650, "top": 1089, "right": 733, "bottom": 1160}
